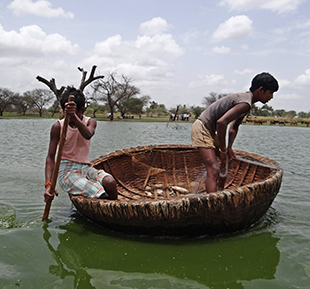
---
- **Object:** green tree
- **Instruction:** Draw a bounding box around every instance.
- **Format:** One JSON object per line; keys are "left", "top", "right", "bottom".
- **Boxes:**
{"left": 17, "top": 95, "right": 31, "bottom": 115}
{"left": 140, "top": 95, "right": 151, "bottom": 110}
{"left": 115, "top": 84, "right": 140, "bottom": 118}
{"left": 87, "top": 101, "right": 107, "bottom": 118}
{"left": 146, "top": 101, "right": 167, "bottom": 117}
{"left": 47, "top": 100, "right": 60, "bottom": 117}
{"left": 298, "top": 111, "right": 308, "bottom": 118}
{"left": 23, "top": 89, "right": 53, "bottom": 117}
{"left": 92, "top": 72, "right": 140, "bottom": 120}
{"left": 252, "top": 104, "right": 274, "bottom": 117}
{"left": 274, "top": 109, "right": 286, "bottom": 117}
{"left": 0, "top": 88, "right": 15, "bottom": 116}
{"left": 190, "top": 105, "right": 204, "bottom": 119}
{"left": 261, "top": 104, "right": 274, "bottom": 116}
{"left": 286, "top": 110, "right": 297, "bottom": 119}
{"left": 124, "top": 97, "right": 144, "bottom": 116}
{"left": 202, "top": 92, "right": 227, "bottom": 107}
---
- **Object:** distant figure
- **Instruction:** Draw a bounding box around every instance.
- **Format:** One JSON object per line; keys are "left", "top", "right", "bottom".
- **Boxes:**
{"left": 191, "top": 72, "right": 279, "bottom": 193}
{"left": 44, "top": 87, "right": 118, "bottom": 204}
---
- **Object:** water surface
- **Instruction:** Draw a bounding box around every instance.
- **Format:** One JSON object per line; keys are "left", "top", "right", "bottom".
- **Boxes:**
{"left": 0, "top": 119, "right": 309, "bottom": 288}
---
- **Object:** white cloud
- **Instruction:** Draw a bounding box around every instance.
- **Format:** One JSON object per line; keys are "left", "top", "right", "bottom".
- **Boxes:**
{"left": 234, "top": 69, "right": 254, "bottom": 75}
{"left": 293, "top": 69, "right": 310, "bottom": 87}
{"left": 181, "top": 29, "right": 201, "bottom": 45}
{"left": 212, "top": 15, "right": 253, "bottom": 41}
{"left": 87, "top": 18, "right": 184, "bottom": 63}
{"left": 269, "top": 92, "right": 306, "bottom": 111}
{"left": 277, "top": 93, "right": 302, "bottom": 100}
{"left": 92, "top": 35, "right": 122, "bottom": 56}
{"left": 0, "top": 24, "right": 79, "bottom": 57}
{"left": 82, "top": 18, "right": 184, "bottom": 91}
{"left": 7, "top": 0, "right": 74, "bottom": 19}
{"left": 278, "top": 79, "right": 290, "bottom": 89}
{"left": 139, "top": 17, "right": 170, "bottom": 36}
{"left": 273, "top": 19, "right": 310, "bottom": 37}
{"left": 219, "top": 0, "right": 305, "bottom": 15}
{"left": 189, "top": 74, "right": 227, "bottom": 88}
{"left": 240, "top": 44, "right": 249, "bottom": 50}
{"left": 89, "top": 33, "right": 183, "bottom": 67}
{"left": 249, "top": 48, "right": 285, "bottom": 57}
{"left": 136, "top": 34, "right": 184, "bottom": 57}
{"left": 212, "top": 46, "right": 230, "bottom": 54}
{"left": 273, "top": 20, "right": 310, "bottom": 53}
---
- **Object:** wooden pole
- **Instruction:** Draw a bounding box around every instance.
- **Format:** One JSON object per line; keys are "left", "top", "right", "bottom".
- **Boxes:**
{"left": 42, "top": 95, "right": 74, "bottom": 221}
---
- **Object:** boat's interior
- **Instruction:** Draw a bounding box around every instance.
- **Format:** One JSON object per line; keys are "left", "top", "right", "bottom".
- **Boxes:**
{"left": 92, "top": 146, "right": 275, "bottom": 201}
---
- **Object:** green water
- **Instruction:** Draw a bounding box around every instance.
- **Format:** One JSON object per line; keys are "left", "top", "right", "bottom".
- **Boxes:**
{"left": 0, "top": 119, "right": 310, "bottom": 288}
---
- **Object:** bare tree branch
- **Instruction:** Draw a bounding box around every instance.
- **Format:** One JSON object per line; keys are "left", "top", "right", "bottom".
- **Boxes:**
{"left": 36, "top": 76, "right": 65, "bottom": 100}
{"left": 78, "top": 65, "right": 105, "bottom": 92}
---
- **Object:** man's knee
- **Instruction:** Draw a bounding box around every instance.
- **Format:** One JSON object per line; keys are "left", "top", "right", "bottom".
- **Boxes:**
{"left": 102, "top": 175, "right": 116, "bottom": 187}
{"left": 102, "top": 176, "right": 118, "bottom": 200}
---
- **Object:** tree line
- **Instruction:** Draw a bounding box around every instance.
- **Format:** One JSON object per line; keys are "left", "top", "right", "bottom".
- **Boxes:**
{"left": 1, "top": 74, "right": 309, "bottom": 120}
{"left": 0, "top": 70, "right": 202, "bottom": 120}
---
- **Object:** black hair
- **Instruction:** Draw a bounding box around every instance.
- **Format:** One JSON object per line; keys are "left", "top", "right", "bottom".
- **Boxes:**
{"left": 60, "top": 86, "right": 85, "bottom": 111}
{"left": 250, "top": 72, "right": 279, "bottom": 93}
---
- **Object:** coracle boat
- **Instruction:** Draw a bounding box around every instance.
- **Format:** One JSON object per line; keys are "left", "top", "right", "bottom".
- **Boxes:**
{"left": 70, "top": 144, "right": 283, "bottom": 236}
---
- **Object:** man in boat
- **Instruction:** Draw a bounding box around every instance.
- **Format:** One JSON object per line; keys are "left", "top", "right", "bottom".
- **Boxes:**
{"left": 44, "top": 87, "right": 118, "bottom": 204}
{"left": 191, "top": 72, "right": 279, "bottom": 193}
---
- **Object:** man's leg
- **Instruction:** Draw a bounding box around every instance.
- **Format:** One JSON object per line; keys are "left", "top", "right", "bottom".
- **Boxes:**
{"left": 85, "top": 166, "right": 118, "bottom": 200}
{"left": 197, "top": 147, "right": 220, "bottom": 193}
{"left": 101, "top": 176, "right": 118, "bottom": 200}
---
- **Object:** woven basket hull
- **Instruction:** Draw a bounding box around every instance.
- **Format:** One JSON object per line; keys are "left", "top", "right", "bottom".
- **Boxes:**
{"left": 70, "top": 145, "right": 283, "bottom": 235}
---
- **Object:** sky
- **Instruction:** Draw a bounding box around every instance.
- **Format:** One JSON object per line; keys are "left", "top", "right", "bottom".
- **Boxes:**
{"left": 0, "top": 0, "right": 310, "bottom": 112}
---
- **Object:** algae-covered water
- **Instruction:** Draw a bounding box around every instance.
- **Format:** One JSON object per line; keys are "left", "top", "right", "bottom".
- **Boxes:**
{"left": 0, "top": 119, "right": 309, "bottom": 288}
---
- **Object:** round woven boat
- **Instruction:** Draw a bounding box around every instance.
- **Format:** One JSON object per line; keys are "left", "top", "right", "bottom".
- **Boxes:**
{"left": 70, "top": 144, "right": 283, "bottom": 236}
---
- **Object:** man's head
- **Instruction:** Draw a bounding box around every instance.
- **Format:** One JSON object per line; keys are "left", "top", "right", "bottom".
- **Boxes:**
{"left": 250, "top": 72, "right": 279, "bottom": 93}
{"left": 60, "top": 86, "right": 85, "bottom": 112}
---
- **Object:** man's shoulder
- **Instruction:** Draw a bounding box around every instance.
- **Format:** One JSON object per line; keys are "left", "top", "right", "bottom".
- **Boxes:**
{"left": 83, "top": 115, "right": 92, "bottom": 120}
{"left": 230, "top": 91, "right": 252, "bottom": 102}
{"left": 228, "top": 91, "right": 251, "bottom": 97}
{"left": 50, "top": 121, "right": 61, "bottom": 137}
{"left": 52, "top": 120, "right": 61, "bottom": 129}
{"left": 84, "top": 116, "right": 97, "bottom": 128}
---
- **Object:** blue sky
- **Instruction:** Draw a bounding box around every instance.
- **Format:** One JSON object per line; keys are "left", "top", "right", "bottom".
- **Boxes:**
{"left": 0, "top": 0, "right": 309, "bottom": 112}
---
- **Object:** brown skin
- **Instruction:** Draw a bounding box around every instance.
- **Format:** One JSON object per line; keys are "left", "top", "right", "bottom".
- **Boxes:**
{"left": 199, "top": 86, "right": 275, "bottom": 193}
{"left": 44, "top": 99, "right": 118, "bottom": 203}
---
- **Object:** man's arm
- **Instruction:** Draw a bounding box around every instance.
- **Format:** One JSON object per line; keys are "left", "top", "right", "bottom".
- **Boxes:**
{"left": 216, "top": 102, "right": 250, "bottom": 153}
{"left": 72, "top": 114, "right": 97, "bottom": 140}
{"left": 44, "top": 122, "right": 60, "bottom": 203}
{"left": 226, "top": 116, "right": 245, "bottom": 159}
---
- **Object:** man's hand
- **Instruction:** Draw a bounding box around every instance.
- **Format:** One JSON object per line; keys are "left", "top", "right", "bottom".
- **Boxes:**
{"left": 64, "top": 99, "right": 76, "bottom": 117}
{"left": 44, "top": 185, "right": 58, "bottom": 203}
{"left": 227, "top": 147, "right": 236, "bottom": 161}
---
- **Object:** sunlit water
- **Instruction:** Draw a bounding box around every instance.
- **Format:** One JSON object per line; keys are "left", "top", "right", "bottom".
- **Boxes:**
{"left": 0, "top": 119, "right": 310, "bottom": 288}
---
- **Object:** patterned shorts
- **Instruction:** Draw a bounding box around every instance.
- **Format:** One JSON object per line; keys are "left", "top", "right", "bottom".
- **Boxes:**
{"left": 58, "top": 160, "right": 111, "bottom": 198}
{"left": 191, "top": 119, "right": 219, "bottom": 149}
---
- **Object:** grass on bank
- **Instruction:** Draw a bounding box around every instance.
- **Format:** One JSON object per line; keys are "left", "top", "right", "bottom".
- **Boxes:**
{"left": 1, "top": 111, "right": 310, "bottom": 127}
{"left": 0, "top": 111, "right": 185, "bottom": 123}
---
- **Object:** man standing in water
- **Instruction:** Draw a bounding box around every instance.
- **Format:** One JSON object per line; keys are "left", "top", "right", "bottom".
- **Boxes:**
{"left": 191, "top": 72, "right": 279, "bottom": 193}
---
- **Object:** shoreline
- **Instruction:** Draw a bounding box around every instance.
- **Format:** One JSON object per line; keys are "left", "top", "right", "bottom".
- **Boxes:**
{"left": 1, "top": 114, "right": 309, "bottom": 127}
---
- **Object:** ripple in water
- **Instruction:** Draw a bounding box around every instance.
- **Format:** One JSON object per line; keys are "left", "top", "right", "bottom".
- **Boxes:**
{"left": 0, "top": 204, "right": 39, "bottom": 229}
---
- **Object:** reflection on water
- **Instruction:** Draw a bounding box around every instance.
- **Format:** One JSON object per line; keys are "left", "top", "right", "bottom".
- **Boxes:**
{"left": 42, "top": 216, "right": 280, "bottom": 289}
